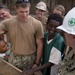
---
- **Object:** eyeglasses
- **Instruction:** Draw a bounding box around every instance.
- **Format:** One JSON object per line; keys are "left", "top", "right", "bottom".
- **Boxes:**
{"left": 16, "top": 0, "right": 29, "bottom": 4}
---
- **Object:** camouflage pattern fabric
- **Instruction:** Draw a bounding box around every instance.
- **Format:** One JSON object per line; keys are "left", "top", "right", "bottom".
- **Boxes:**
{"left": 57, "top": 49, "right": 75, "bottom": 75}
{"left": 8, "top": 52, "right": 36, "bottom": 71}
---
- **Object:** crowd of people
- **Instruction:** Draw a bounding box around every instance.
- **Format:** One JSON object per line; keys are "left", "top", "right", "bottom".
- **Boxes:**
{"left": 0, "top": 0, "right": 75, "bottom": 75}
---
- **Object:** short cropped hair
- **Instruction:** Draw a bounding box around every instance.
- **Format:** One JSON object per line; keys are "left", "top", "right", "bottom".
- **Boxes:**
{"left": 15, "top": 2, "right": 30, "bottom": 8}
{"left": 47, "top": 13, "right": 63, "bottom": 25}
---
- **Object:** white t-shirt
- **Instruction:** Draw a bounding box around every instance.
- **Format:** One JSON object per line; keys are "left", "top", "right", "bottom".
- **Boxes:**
{"left": 0, "top": 53, "right": 5, "bottom": 58}
{"left": 49, "top": 47, "right": 61, "bottom": 75}
{"left": 47, "top": 39, "right": 61, "bottom": 75}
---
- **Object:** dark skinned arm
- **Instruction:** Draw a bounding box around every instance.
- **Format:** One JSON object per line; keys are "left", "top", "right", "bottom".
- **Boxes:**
{"left": 21, "top": 62, "right": 54, "bottom": 75}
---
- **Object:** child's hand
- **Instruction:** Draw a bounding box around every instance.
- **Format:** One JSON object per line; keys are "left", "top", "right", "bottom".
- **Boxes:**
{"left": 32, "top": 63, "right": 38, "bottom": 68}
{"left": 21, "top": 68, "right": 35, "bottom": 75}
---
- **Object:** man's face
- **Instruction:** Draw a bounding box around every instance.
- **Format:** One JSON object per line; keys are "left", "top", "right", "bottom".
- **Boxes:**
{"left": 0, "top": 9, "right": 10, "bottom": 20}
{"left": 36, "top": 9, "right": 45, "bottom": 18}
{"left": 15, "top": 6, "right": 30, "bottom": 21}
{"left": 64, "top": 32, "right": 75, "bottom": 47}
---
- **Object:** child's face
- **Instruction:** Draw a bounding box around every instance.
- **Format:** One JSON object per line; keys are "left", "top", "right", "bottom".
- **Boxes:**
{"left": 47, "top": 20, "right": 60, "bottom": 36}
{"left": 0, "top": 40, "right": 8, "bottom": 53}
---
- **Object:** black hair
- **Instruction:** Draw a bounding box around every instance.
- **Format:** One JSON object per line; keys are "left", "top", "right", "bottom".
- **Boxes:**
{"left": 47, "top": 13, "right": 63, "bottom": 25}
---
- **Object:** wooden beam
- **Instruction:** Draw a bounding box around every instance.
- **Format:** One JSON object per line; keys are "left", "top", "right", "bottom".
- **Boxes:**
{"left": 0, "top": 58, "right": 42, "bottom": 75}
{"left": 0, "top": 58, "right": 22, "bottom": 75}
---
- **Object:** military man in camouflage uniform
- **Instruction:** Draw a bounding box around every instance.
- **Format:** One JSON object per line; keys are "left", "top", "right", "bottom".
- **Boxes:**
{"left": 0, "top": 1, "right": 44, "bottom": 74}
{"left": 56, "top": 7, "right": 75, "bottom": 75}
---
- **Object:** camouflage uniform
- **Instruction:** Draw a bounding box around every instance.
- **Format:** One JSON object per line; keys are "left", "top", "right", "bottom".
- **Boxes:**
{"left": 8, "top": 52, "right": 42, "bottom": 75}
{"left": 57, "top": 49, "right": 75, "bottom": 75}
{"left": 8, "top": 52, "right": 36, "bottom": 71}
